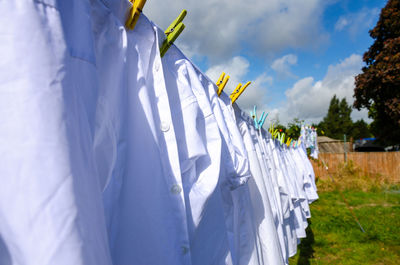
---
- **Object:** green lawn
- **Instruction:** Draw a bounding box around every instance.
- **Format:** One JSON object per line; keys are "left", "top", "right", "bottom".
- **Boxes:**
{"left": 289, "top": 188, "right": 400, "bottom": 265}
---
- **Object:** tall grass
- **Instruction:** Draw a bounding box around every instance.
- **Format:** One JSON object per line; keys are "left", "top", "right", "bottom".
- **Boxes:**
{"left": 289, "top": 160, "right": 400, "bottom": 265}
{"left": 316, "top": 160, "right": 399, "bottom": 192}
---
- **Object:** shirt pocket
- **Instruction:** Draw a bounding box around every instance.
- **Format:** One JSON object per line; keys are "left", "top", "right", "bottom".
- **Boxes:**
{"left": 179, "top": 96, "right": 208, "bottom": 174}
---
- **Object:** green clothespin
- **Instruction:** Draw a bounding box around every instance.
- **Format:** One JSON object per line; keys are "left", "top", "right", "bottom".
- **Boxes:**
{"left": 275, "top": 132, "right": 280, "bottom": 141}
{"left": 160, "top": 10, "right": 187, "bottom": 57}
{"left": 280, "top": 133, "right": 285, "bottom": 145}
{"left": 274, "top": 131, "right": 285, "bottom": 145}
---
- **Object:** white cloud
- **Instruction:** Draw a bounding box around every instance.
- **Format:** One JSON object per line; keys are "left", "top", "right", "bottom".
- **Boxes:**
{"left": 334, "top": 17, "right": 349, "bottom": 31}
{"left": 205, "top": 54, "right": 369, "bottom": 127}
{"left": 235, "top": 73, "right": 274, "bottom": 111}
{"left": 145, "top": 0, "right": 329, "bottom": 62}
{"left": 206, "top": 56, "right": 250, "bottom": 85}
{"left": 271, "top": 54, "right": 298, "bottom": 79}
{"left": 334, "top": 8, "right": 379, "bottom": 39}
{"left": 273, "top": 54, "right": 370, "bottom": 125}
{"left": 205, "top": 56, "right": 273, "bottom": 112}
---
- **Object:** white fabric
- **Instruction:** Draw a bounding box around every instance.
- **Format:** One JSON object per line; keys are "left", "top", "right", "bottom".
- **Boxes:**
{"left": 0, "top": 1, "right": 319, "bottom": 264}
{"left": 193, "top": 64, "right": 259, "bottom": 265}
{"left": 235, "top": 109, "right": 285, "bottom": 265}
{"left": 162, "top": 45, "right": 233, "bottom": 265}
{"left": 0, "top": 1, "right": 112, "bottom": 265}
{"left": 93, "top": 7, "right": 193, "bottom": 264}
{"left": 253, "top": 128, "right": 288, "bottom": 264}
{"left": 267, "top": 139, "right": 297, "bottom": 258}
{"left": 217, "top": 95, "right": 262, "bottom": 265}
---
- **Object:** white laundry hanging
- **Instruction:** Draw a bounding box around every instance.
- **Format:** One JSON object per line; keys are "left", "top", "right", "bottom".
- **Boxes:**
{"left": 0, "top": 1, "right": 319, "bottom": 264}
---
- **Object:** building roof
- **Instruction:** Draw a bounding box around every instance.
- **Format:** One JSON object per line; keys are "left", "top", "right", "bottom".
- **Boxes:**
{"left": 318, "top": 136, "right": 342, "bottom": 143}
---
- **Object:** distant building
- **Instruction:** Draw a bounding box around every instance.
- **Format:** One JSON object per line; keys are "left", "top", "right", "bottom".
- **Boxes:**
{"left": 318, "top": 136, "right": 352, "bottom": 153}
{"left": 318, "top": 136, "right": 387, "bottom": 153}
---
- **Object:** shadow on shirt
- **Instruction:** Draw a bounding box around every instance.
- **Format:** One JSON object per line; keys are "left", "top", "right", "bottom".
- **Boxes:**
{"left": 0, "top": 235, "right": 12, "bottom": 265}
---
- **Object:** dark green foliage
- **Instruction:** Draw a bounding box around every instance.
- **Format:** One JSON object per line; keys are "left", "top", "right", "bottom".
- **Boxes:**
{"left": 354, "top": 0, "right": 400, "bottom": 145}
{"left": 319, "top": 96, "right": 354, "bottom": 139}
{"left": 274, "top": 124, "right": 287, "bottom": 133}
{"left": 318, "top": 95, "right": 372, "bottom": 140}
{"left": 312, "top": 124, "right": 325, "bottom": 137}
{"left": 368, "top": 103, "right": 400, "bottom": 145}
{"left": 271, "top": 119, "right": 307, "bottom": 141}
{"left": 352, "top": 119, "right": 372, "bottom": 140}
{"left": 271, "top": 97, "right": 372, "bottom": 141}
{"left": 339, "top": 98, "right": 354, "bottom": 138}
{"left": 286, "top": 118, "right": 303, "bottom": 139}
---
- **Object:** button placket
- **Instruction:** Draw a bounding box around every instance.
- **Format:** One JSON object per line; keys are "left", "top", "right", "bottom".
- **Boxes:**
{"left": 150, "top": 26, "right": 193, "bottom": 265}
{"left": 152, "top": 55, "right": 181, "bottom": 183}
{"left": 154, "top": 60, "right": 160, "bottom": 72}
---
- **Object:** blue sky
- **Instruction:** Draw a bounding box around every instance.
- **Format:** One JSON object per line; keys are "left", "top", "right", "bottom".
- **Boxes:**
{"left": 145, "top": 0, "right": 387, "bottom": 125}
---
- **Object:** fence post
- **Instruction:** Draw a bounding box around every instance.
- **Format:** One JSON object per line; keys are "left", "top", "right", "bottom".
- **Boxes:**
{"left": 349, "top": 137, "right": 354, "bottom": 152}
{"left": 344, "top": 134, "right": 347, "bottom": 163}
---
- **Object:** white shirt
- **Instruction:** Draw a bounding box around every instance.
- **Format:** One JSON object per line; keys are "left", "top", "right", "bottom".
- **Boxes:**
{"left": 278, "top": 145, "right": 307, "bottom": 240}
{"left": 267, "top": 139, "right": 298, "bottom": 257}
{"left": 235, "top": 109, "right": 285, "bottom": 265}
{"left": 252, "top": 128, "right": 289, "bottom": 264}
{"left": 216, "top": 93, "right": 268, "bottom": 265}
{"left": 240, "top": 113, "right": 291, "bottom": 264}
{"left": 162, "top": 45, "right": 233, "bottom": 265}
{"left": 1, "top": 1, "right": 318, "bottom": 264}
{"left": 196, "top": 70, "right": 262, "bottom": 265}
{"left": 0, "top": 1, "right": 111, "bottom": 264}
{"left": 294, "top": 146, "right": 319, "bottom": 203}
{"left": 94, "top": 9, "right": 192, "bottom": 264}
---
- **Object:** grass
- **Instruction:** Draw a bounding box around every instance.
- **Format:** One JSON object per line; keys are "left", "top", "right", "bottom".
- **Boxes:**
{"left": 288, "top": 161, "right": 400, "bottom": 265}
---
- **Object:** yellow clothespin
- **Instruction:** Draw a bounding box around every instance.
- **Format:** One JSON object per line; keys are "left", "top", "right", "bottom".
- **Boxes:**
{"left": 273, "top": 129, "right": 279, "bottom": 139}
{"left": 275, "top": 130, "right": 280, "bottom": 139}
{"left": 125, "top": 0, "right": 147, "bottom": 30}
{"left": 216, "top": 72, "right": 230, "bottom": 96}
{"left": 269, "top": 123, "right": 275, "bottom": 134}
{"left": 230, "top": 81, "right": 251, "bottom": 104}
{"left": 230, "top": 83, "right": 242, "bottom": 98}
{"left": 160, "top": 10, "right": 187, "bottom": 57}
{"left": 286, "top": 137, "right": 292, "bottom": 147}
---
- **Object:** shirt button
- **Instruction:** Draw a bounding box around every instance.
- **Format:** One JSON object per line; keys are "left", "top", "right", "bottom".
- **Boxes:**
{"left": 181, "top": 246, "right": 189, "bottom": 255}
{"left": 160, "top": 121, "right": 170, "bottom": 132}
{"left": 154, "top": 61, "right": 160, "bottom": 72}
{"left": 170, "top": 184, "right": 182, "bottom": 195}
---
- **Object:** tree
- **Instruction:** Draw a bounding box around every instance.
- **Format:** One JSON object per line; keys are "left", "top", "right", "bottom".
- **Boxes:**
{"left": 339, "top": 97, "right": 354, "bottom": 136}
{"left": 352, "top": 119, "right": 372, "bottom": 140}
{"left": 354, "top": 0, "right": 400, "bottom": 145}
{"left": 319, "top": 95, "right": 354, "bottom": 139}
{"left": 286, "top": 118, "right": 303, "bottom": 139}
{"left": 312, "top": 124, "right": 325, "bottom": 137}
{"left": 274, "top": 124, "right": 287, "bottom": 134}
{"left": 319, "top": 95, "right": 340, "bottom": 138}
